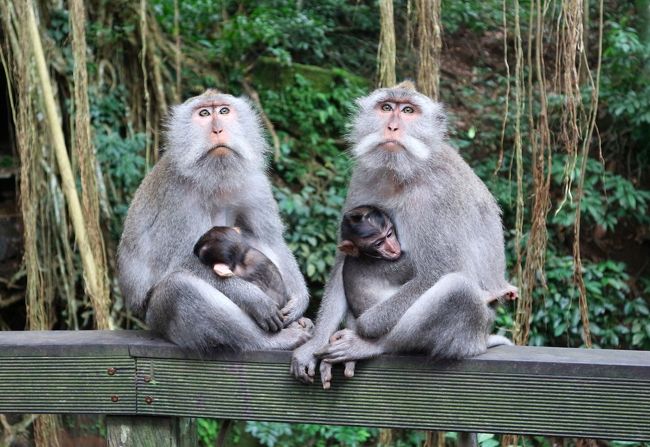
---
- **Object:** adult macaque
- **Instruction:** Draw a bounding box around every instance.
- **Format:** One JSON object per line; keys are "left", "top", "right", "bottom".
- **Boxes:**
{"left": 291, "top": 81, "right": 517, "bottom": 388}
{"left": 340, "top": 205, "right": 514, "bottom": 320}
{"left": 194, "top": 226, "right": 288, "bottom": 309}
{"left": 118, "top": 89, "right": 311, "bottom": 352}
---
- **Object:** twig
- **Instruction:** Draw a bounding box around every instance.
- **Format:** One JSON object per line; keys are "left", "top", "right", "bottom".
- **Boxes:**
{"left": 0, "top": 293, "right": 23, "bottom": 309}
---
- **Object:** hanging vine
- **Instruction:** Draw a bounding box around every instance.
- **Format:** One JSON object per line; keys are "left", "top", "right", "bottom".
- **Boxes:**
{"left": 415, "top": 0, "right": 442, "bottom": 99}
{"left": 377, "top": 0, "right": 397, "bottom": 87}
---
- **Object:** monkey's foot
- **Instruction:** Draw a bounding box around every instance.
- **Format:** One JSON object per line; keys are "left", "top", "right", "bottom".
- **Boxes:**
{"left": 319, "top": 359, "right": 356, "bottom": 390}
{"left": 484, "top": 284, "right": 519, "bottom": 305}
{"left": 289, "top": 317, "right": 315, "bottom": 336}
{"left": 314, "top": 329, "right": 383, "bottom": 364}
{"left": 213, "top": 264, "right": 234, "bottom": 277}
{"left": 280, "top": 297, "right": 306, "bottom": 326}
{"left": 268, "top": 320, "right": 313, "bottom": 350}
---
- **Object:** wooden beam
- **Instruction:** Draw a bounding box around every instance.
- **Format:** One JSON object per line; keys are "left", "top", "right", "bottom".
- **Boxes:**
{"left": 106, "top": 416, "right": 196, "bottom": 447}
{"left": 1, "top": 330, "right": 649, "bottom": 441}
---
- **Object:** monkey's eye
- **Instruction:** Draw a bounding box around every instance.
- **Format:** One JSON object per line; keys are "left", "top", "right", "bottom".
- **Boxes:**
{"left": 218, "top": 107, "right": 230, "bottom": 115}
{"left": 381, "top": 103, "right": 393, "bottom": 112}
{"left": 198, "top": 109, "right": 211, "bottom": 117}
{"left": 374, "top": 239, "right": 384, "bottom": 247}
{"left": 402, "top": 106, "right": 415, "bottom": 114}
{"left": 387, "top": 230, "right": 393, "bottom": 237}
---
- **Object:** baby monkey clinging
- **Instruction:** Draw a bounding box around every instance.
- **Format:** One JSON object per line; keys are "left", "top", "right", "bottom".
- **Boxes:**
{"left": 193, "top": 226, "right": 288, "bottom": 309}
{"left": 338, "top": 206, "right": 402, "bottom": 261}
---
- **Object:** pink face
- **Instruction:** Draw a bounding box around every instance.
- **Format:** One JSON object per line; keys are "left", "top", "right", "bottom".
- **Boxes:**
{"left": 375, "top": 100, "right": 420, "bottom": 151}
{"left": 191, "top": 102, "right": 239, "bottom": 155}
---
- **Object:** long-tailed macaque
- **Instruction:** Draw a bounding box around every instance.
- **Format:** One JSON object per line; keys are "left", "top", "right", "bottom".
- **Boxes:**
{"left": 291, "top": 81, "right": 517, "bottom": 388}
{"left": 194, "top": 226, "right": 289, "bottom": 309}
{"left": 340, "top": 205, "right": 515, "bottom": 319}
{"left": 118, "top": 89, "right": 312, "bottom": 352}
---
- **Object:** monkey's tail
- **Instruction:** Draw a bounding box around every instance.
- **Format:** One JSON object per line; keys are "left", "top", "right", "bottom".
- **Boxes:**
{"left": 487, "top": 334, "right": 513, "bottom": 348}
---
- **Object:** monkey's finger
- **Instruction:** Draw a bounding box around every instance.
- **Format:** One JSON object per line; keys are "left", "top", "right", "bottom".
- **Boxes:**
{"left": 329, "top": 332, "right": 344, "bottom": 343}
{"left": 269, "top": 315, "right": 283, "bottom": 333}
{"left": 257, "top": 319, "right": 270, "bottom": 332}
{"left": 290, "top": 360, "right": 313, "bottom": 384}
{"left": 320, "top": 363, "right": 332, "bottom": 390}
{"left": 307, "top": 360, "right": 316, "bottom": 379}
{"left": 344, "top": 361, "right": 356, "bottom": 378}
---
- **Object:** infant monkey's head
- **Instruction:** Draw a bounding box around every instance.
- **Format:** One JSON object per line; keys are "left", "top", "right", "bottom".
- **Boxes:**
{"left": 338, "top": 206, "right": 401, "bottom": 261}
{"left": 193, "top": 226, "right": 245, "bottom": 276}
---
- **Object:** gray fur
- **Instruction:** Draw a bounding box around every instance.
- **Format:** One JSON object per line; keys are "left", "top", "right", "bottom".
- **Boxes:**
{"left": 118, "top": 90, "right": 310, "bottom": 352}
{"left": 343, "top": 254, "right": 414, "bottom": 321}
{"left": 291, "top": 84, "right": 513, "bottom": 385}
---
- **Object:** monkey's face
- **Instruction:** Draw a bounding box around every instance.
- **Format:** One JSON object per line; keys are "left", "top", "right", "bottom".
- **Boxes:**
{"left": 339, "top": 206, "right": 401, "bottom": 261}
{"left": 349, "top": 84, "right": 447, "bottom": 181}
{"left": 165, "top": 91, "right": 268, "bottom": 184}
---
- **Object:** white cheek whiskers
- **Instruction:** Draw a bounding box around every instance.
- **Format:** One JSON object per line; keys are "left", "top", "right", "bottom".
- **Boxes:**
{"left": 400, "top": 134, "right": 429, "bottom": 160}
{"left": 352, "top": 133, "right": 429, "bottom": 163}
{"left": 352, "top": 134, "right": 383, "bottom": 157}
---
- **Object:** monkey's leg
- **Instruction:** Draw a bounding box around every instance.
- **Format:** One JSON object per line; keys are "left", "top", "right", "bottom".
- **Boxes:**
{"left": 382, "top": 272, "right": 494, "bottom": 359}
{"left": 483, "top": 283, "right": 518, "bottom": 305}
{"left": 146, "top": 271, "right": 312, "bottom": 352}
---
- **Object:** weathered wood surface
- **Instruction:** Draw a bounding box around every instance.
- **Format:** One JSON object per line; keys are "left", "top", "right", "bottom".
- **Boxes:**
{"left": 1, "top": 330, "right": 649, "bottom": 441}
{"left": 106, "top": 416, "right": 196, "bottom": 447}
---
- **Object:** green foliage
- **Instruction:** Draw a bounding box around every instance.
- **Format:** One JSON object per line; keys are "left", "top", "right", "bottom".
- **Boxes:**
{"left": 527, "top": 255, "right": 649, "bottom": 349}
{"left": 197, "top": 418, "right": 218, "bottom": 446}
{"left": 245, "top": 421, "right": 375, "bottom": 447}
{"left": 90, "top": 85, "right": 147, "bottom": 239}
{"left": 153, "top": 0, "right": 378, "bottom": 77}
{"left": 261, "top": 74, "right": 366, "bottom": 289}
{"left": 600, "top": 19, "right": 650, "bottom": 172}
{"left": 550, "top": 158, "right": 650, "bottom": 232}
{"left": 442, "top": 0, "right": 508, "bottom": 34}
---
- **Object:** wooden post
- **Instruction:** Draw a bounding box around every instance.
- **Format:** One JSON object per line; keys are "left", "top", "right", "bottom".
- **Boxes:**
{"left": 106, "top": 416, "right": 196, "bottom": 447}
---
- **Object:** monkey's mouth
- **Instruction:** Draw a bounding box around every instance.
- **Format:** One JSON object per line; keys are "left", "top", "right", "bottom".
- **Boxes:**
{"left": 208, "top": 144, "right": 235, "bottom": 157}
{"left": 377, "top": 140, "right": 405, "bottom": 152}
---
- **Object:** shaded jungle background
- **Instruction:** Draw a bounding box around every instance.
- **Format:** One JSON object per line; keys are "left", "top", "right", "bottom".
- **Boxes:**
{"left": 0, "top": 0, "right": 649, "bottom": 446}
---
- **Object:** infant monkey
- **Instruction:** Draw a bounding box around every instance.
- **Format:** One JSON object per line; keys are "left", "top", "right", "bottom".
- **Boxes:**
{"left": 339, "top": 206, "right": 415, "bottom": 320}
{"left": 339, "top": 206, "right": 516, "bottom": 321}
{"left": 193, "top": 226, "right": 288, "bottom": 308}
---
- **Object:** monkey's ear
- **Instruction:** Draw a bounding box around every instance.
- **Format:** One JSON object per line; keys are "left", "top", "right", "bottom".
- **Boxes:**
{"left": 232, "top": 226, "right": 242, "bottom": 234}
{"left": 213, "top": 263, "right": 235, "bottom": 277}
{"left": 338, "top": 241, "right": 360, "bottom": 257}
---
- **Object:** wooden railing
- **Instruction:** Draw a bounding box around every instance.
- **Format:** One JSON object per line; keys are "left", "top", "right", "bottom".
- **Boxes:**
{"left": 1, "top": 330, "right": 649, "bottom": 446}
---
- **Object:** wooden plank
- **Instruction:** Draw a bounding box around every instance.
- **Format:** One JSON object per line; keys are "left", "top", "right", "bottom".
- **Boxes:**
{"left": 0, "top": 330, "right": 649, "bottom": 441}
{"left": 0, "top": 356, "right": 136, "bottom": 414}
{"left": 133, "top": 347, "right": 650, "bottom": 441}
{"left": 0, "top": 330, "right": 167, "bottom": 357}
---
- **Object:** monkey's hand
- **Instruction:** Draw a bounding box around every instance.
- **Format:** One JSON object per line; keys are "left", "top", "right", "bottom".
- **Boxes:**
{"left": 314, "top": 329, "right": 383, "bottom": 364}
{"left": 247, "top": 295, "right": 284, "bottom": 333}
{"left": 281, "top": 297, "right": 305, "bottom": 327}
{"left": 290, "top": 342, "right": 319, "bottom": 384}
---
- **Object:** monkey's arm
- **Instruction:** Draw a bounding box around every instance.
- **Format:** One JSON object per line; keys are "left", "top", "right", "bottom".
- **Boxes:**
{"left": 242, "top": 189, "right": 309, "bottom": 325}
{"left": 291, "top": 259, "right": 348, "bottom": 383}
{"left": 355, "top": 277, "right": 429, "bottom": 339}
{"left": 117, "top": 240, "right": 154, "bottom": 318}
{"left": 180, "top": 256, "right": 285, "bottom": 332}
{"left": 274, "top": 241, "right": 309, "bottom": 325}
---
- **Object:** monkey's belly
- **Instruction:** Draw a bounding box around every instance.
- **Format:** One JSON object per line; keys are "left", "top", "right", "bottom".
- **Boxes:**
{"left": 345, "top": 275, "right": 402, "bottom": 318}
